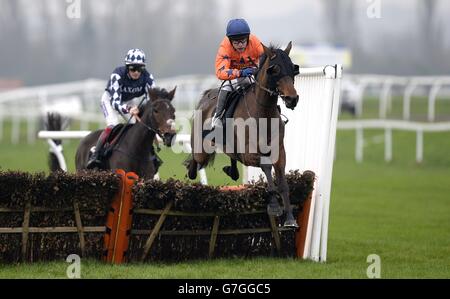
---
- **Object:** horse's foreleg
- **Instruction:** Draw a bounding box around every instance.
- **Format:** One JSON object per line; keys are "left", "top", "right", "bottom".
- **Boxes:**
{"left": 187, "top": 158, "right": 198, "bottom": 180}
{"left": 223, "top": 157, "right": 239, "bottom": 181}
{"left": 274, "top": 146, "right": 297, "bottom": 227}
{"left": 187, "top": 152, "right": 212, "bottom": 180}
{"left": 261, "top": 164, "right": 283, "bottom": 217}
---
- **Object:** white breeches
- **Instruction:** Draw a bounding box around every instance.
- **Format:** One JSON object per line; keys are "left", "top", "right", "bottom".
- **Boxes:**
{"left": 221, "top": 77, "right": 252, "bottom": 92}
{"left": 100, "top": 91, "right": 146, "bottom": 127}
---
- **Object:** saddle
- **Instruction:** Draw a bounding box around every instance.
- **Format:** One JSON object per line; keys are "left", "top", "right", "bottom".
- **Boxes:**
{"left": 205, "top": 84, "right": 253, "bottom": 147}
{"left": 102, "top": 124, "right": 133, "bottom": 158}
{"left": 96, "top": 123, "right": 163, "bottom": 173}
{"left": 222, "top": 83, "right": 253, "bottom": 122}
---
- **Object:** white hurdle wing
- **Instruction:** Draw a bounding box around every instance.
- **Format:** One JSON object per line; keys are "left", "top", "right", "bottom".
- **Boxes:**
{"left": 245, "top": 65, "right": 343, "bottom": 262}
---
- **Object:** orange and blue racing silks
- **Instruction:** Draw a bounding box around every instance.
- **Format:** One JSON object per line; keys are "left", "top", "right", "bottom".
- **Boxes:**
{"left": 215, "top": 34, "right": 264, "bottom": 81}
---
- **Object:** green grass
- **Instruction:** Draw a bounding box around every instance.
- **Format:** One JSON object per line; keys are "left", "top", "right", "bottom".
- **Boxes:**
{"left": 0, "top": 102, "right": 450, "bottom": 278}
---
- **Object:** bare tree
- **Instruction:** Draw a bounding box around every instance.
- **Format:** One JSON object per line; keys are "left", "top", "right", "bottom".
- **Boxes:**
{"left": 321, "top": 0, "right": 357, "bottom": 46}
{"left": 0, "top": 0, "right": 29, "bottom": 81}
{"left": 417, "top": 0, "right": 447, "bottom": 74}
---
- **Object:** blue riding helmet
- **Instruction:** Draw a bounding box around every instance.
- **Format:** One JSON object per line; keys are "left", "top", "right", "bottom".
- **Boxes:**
{"left": 226, "top": 19, "right": 251, "bottom": 39}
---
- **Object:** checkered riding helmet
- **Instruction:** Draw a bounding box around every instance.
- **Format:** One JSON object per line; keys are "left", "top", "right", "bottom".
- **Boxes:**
{"left": 124, "top": 48, "right": 146, "bottom": 66}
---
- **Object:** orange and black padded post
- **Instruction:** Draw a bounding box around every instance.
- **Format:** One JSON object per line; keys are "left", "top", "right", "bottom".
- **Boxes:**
{"left": 295, "top": 191, "right": 313, "bottom": 258}
{"left": 103, "top": 169, "right": 139, "bottom": 264}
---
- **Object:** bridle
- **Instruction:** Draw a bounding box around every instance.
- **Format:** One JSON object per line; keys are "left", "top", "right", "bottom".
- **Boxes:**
{"left": 253, "top": 79, "right": 279, "bottom": 98}
{"left": 251, "top": 50, "right": 299, "bottom": 104}
{"left": 112, "top": 98, "right": 174, "bottom": 162}
{"left": 134, "top": 98, "right": 173, "bottom": 139}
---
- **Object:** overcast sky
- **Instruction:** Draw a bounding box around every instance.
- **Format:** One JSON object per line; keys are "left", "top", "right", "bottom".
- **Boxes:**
{"left": 1, "top": 0, "right": 449, "bottom": 85}
{"left": 218, "top": 0, "right": 449, "bottom": 50}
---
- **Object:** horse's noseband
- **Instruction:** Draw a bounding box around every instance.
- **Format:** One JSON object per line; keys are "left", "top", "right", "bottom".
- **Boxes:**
{"left": 136, "top": 99, "right": 173, "bottom": 139}
{"left": 256, "top": 49, "right": 299, "bottom": 98}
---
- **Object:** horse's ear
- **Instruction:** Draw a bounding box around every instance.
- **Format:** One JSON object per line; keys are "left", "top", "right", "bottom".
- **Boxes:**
{"left": 284, "top": 41, "right": 292, "bottom": 55}
{"left": 262, "top": 43, "right": 272, "bottom": 57}
{"left": 168, "top": 86, "right": 177, "bottom": 101}
{"left": 148, "top": 87, "right": 157, "bottom": 101}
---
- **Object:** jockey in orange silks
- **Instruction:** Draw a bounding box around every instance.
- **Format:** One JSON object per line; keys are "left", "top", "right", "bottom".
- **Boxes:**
{"left": 211, "top": 18, "right": 264, "bottom": 128}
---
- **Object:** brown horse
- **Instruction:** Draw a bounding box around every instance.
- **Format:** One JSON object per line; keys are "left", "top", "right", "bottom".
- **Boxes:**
{"left": 186, "top": 42, "right": 300, "bottom": 227}
{"left": 75, "top": 87, "right": 177, "bottom": 179}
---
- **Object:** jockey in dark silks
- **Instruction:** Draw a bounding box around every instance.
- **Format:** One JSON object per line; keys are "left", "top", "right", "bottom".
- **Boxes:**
{"left": 86, "top": 48, "right": 162, "bottom": 171}
{"left": 211, "top": 19, "right": 264, "bottom": 128}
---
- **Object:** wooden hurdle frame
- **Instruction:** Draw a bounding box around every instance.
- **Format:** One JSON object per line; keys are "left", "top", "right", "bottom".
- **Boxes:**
{"left": 0, "top": 170, "right": 313, "bottom": 263}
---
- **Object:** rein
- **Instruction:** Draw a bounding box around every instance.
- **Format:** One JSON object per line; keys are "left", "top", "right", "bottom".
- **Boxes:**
{"left": 253, "top": 79, "right": 279, "bottom": 97}
{"left": 134, "top": 98, "right": 173, "bottom": 138}
{"left": 112, "top": 98, "right": 171, "bottom": 155}
{"left": 248, "top": 56, "right": 280, "bottom": 101}
{"left": 134, "top": 114, "right": 162, "bottom": 137}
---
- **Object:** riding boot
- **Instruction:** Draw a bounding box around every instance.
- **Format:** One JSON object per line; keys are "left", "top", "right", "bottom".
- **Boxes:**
{"left": 211, "top": 89, "right": 230, "bottom": 128}
{"left": 86, "top": 127, "right": 112, "bottom": 169}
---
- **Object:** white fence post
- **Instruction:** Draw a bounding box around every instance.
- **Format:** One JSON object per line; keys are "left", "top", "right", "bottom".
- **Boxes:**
{"left": 416, "top": 129, "right": 423, "bottom": 164}
{"left": 27, "top": 115, "right": 36, "bottom": 144}
{"left": 11, "top": 114, "right": 20, "bottom": 145}
{"left": 428, "top": 81, "right": 441, "bottom": 122}
{"left": 355, "top": 81, "right": 367, "bottom": 118}
{"left": 403, "top": 80, "right": 416, "bottom": 121}
{"left": 385, "top": 128, "right": 392, "bottom": 162}
{"left": 337, "top": 120, "right": 450, "bottom": 163}
{"left": 380, "top": 79, "right": 392, "bottom": 119}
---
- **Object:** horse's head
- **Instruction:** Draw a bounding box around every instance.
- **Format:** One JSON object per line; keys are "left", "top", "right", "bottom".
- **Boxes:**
{"left": 258, "top": 42, "right": 300, "bottom": 110}
{"left": 140, "top": 87, "right": 177, "bottom": 146}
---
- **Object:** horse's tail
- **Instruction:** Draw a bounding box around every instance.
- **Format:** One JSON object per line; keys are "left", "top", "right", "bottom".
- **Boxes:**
{"left": 44, "top": 112, "right": 68, "bottom": 172}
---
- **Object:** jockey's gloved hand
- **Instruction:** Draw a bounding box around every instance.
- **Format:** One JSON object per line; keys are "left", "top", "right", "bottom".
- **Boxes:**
{"left": 240, "top": 68, "right": 255, "bottom": 77}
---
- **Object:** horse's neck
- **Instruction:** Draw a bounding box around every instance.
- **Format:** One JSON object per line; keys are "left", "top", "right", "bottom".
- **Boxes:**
{"left": 127, "top": 122, "right": 155, "bottom": 155}
{"left": 253, "top": 68, "right": 278, "bottom": 112}
{"left": 251, "top": 83, "right": 278, "bottom": 117}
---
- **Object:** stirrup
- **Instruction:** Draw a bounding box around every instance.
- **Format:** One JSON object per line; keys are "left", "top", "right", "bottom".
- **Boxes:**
{"left": 86, "top": 159, "right": 101, "bottom": 169}
{"left": 86, "top": 149, "right": 102, "bottom": 169}
{"left": 212, "top": 117, "right": 223, "bottom": 129}
{"left": 212, "top": 111, "right": 224, "bottom": 128}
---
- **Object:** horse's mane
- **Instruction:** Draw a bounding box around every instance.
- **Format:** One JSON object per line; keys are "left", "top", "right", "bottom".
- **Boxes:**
{"left": 149, "top": 87, "right": 171, "bottom": 100}
{"left": 140, "top": 87, "right": 172, "bottom": 116}
{"left": 267, "top": 44, "right": 280, "bottom": 52}
{"left": 259, "top": 43, "right": 280, "bottom": 66}
{"left": 202, "top": 89, "right": 213, "bottom": 98}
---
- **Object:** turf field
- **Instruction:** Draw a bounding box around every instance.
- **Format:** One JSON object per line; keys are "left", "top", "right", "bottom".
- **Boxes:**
{"left": 0, "top": 97, "right": 449, "bottom": 278}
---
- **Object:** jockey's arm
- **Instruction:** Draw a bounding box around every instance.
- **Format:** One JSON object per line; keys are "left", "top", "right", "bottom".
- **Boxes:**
{"left": 215, "top": 44, "right": 240, "bottom": 81}
{"left": 107, "top": 73, "right": 129, "bottom": 114}
{"left": 127, "top": 75, "right": 155, "bottom": 117}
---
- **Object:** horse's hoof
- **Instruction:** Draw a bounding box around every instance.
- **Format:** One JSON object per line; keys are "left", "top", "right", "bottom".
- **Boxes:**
{"left": 188, "top": 170, "right": 197, "bottom": 180}
{"left": 223, "top": 166, "right": 239, "bottom": 181}
{"left": 267, "top": 204, "right": 283, "bottom": 217}
{"left": 187, "top": 160, "right": 198, "bottom": 180}
{"left": 302, "top": 170, "right": 316, "bottom": 181}
{"left": 283, "top": 219, "right": 299, "bottom": 228}
{"left": 283, "top": 214, "right": 299, "bottom": 228}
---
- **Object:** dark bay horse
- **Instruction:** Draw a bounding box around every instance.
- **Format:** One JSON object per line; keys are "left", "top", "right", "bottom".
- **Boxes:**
{"left": 186, "top": 42, "right": 300, "bottom": 227}
{"left": 76, "top": 87, "right": 177, "bottom": 179}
